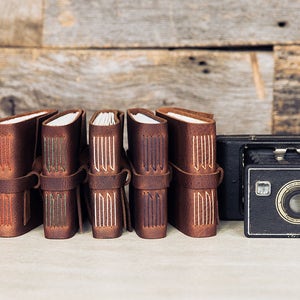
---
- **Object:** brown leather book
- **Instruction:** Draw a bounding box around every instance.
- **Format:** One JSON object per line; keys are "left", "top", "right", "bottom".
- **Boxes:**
{"left": 156, "top": 107, "right": 223, "bottom": 238}
{"left": 88, "top": 110, "right": 131, "bottom": 238}
{"left": 0, "top": 109, "right": 57, "bottom": 237}
{"left": 127, "top": 108, "right": 170, "bottom": 239}
{"left": 40, "top": 109, "right": 87, "bottom": 239}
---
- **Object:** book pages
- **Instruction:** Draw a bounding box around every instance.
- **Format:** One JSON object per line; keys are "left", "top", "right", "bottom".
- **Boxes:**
{"left": 47, "top": 112, "right": 80, "bottom": 126}
{"left": 167, "top": 112, "right": 207, "bottom": 124}
{"left": 0, "top": 111, "right": 47, "bottom": 124}
{"left": 132, "top": 113, "right": 160, "bottom": 124}
{"left": 93, "top": 112, "right": 116, "bottom": 126}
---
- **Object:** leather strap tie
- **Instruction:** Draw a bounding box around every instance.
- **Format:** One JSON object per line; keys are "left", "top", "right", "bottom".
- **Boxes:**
{"left": 169, "top": 162, "right": 224, "bottom": 190}
{"left": 40, "top": 165, "right": 87, "bottom": 191}
{"left": 88, "top": 168, "right": 131, "bottom": 190}
{"left": 130, "top": 162, "right": 171, "bottom": 190}
{"left": 0, "top": 171, "right": 40, "bottom": 194}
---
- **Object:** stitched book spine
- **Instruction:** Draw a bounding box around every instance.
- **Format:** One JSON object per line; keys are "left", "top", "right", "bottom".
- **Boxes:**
{"left": 0, "top": 110, "right": 56, "bottom": 237}
{"left": 156, "top": 107, "right": 221, "bottom": 238}
{"left": 89, "top": 111, "right": 123, "bottom": 238}
{"left": 41, "top": 110, "right": 84, "bottom": 239}
{"left": 127, "top": 108, "right": 169, "bottom": 239}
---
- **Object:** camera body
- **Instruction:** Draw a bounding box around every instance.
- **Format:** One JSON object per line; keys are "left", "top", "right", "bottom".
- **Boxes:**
{"left": 217, "top": 135, "right": 300, "bottom": 237}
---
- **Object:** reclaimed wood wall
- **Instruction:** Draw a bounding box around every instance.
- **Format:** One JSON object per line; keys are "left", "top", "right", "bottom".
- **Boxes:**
{"left": 0, "top": 0, "right": 299, "bottom": 134}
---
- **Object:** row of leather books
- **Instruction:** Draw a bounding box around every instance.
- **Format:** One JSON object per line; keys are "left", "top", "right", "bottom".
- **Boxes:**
{"left": 0, "top": 107, "right": 223, "bottom": 239}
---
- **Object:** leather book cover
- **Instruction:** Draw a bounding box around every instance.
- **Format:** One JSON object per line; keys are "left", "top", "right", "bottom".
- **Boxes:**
{"left": 127, "top": 108, "right": 170, "bottom": 239}
{"left": 0, "top": 109, "right": 57, "bottom": 237}
{"left": 156, "top": 107, "right": 223, "bottom": 237}
{"left": 40, "top": 109, "right": 87, "bottom": 239}
{"left": 88, "top": 110, "right": 131, "bottom": 238}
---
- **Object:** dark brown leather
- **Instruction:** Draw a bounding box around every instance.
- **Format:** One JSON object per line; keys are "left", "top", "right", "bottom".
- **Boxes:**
{"left": 88, "top": 168, "right": 130, "bottom": 190}
{"left": 0, "top": 171, "right": 40, "bottom": 193}
{"left": 88, "top": 110, "right": 131, "bottom": 239}
{"left": 0, "top": 109, "right": 57, "bottom": 237}
{"left": 41, "top": 109, "right": 87, "bottom": 239}
{"left": 169, "top": 162, "right": 223, "bottom": 190}
{"left": 130, "top": 166, "right": 170, "bottom": 190}
{"left": 156, "top": 107, "right": 223, "bottom": 238}
{"left": 127, "top": 108, "right": 169, "bottom": 239}
{"left": 40, "top": 166, "right": 87, "bottom": 191}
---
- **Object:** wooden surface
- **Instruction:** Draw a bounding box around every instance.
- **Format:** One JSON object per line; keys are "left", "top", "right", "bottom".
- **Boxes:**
{"left": 1, "top": 0, "right": 300, "bottom": 48}
{"left": 0, "top": 0, "right": 43, "bottom": 47}
{"left": 3, "top": 0, "right": 300, "bottom": 133}
{"left": 1, "top": 221, "right": 300, "bottom": 299}
{"left": 273, "top": 45, "right": 300, "bottom": 134}
{"left": 43, "top": 0, "right": 300, "bottom": 48}
{"left": 0, "top": 49, "right": 273, "bottom": 134}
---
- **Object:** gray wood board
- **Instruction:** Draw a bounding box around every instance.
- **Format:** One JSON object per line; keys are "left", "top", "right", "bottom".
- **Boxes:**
{"left": 0, "top": 49, "right": 273, "bottom": 134}
{"left": 43, "top": 0, "right": 300, "bottom": 48}
{"left": 0, "top": 0, "right": 43, "bottom": 47}
{"left": 273, "top": 46, "right": 300, "bottom": 134}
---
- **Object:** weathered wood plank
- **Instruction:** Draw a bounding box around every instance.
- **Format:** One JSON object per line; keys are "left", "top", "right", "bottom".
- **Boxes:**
{"left": 43, "top": 0, "right": 300, "bottom": 48}
{"left": 0, "top": 49, "right": 273, "bottom": 134}
{"left": 273, "top": 46, "right": 300, "bottom": 134}
{"left": 0, "top": 0, "right": 43, "bottom": 47}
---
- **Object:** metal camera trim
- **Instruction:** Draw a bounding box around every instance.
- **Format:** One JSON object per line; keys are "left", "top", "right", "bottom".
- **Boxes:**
{"left": 276, "top": 180, "right": 300, "bottom": 225}
{"left": 217, "top": 135, "right": 300, "bottom": 222}
{"left": 246, "top": 167, "right": 300, "bottom": 237}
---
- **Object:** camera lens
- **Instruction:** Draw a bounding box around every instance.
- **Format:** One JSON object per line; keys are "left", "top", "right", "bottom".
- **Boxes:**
{"left": 276, "top": 180, "right": 300, "bottom": 224}
{"left": 289, "top": 194, "right": 300, "bottom": 214}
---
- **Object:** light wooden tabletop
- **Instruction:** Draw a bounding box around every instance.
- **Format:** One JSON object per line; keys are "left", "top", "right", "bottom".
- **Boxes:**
{"left": 1, "top": 221, "right": 299, "bottom": 299}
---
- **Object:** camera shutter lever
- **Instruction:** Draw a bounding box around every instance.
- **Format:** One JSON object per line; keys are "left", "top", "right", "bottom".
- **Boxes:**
{"left": 274, "top": 148, "right": 287, "bottom": 161}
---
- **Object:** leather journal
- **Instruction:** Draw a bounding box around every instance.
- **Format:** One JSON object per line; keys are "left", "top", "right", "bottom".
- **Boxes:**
{"left": 127, "top": 108, "right": 170, "bottom": 239}
{"left": 40, "top": 109, "right": 87, "bottom": 239}
{"left": 87, "top": 110, "right": 131, "bottom": 238}
{"left": 156, "top": 107, "right": 223, "bottom": 237}
{"left": 0, "top": 109, "right": 57, "bottom": 237}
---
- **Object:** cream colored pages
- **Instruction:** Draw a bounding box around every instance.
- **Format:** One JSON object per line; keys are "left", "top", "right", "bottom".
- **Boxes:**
{"left": 93, "top": 112, "right": 116, "bottom": 126}
{"left": 47, "top": 112, "right": 79, "bottom": 126}
{"left": 132, "top": 113, "right": 160, "bottom": 124}
{"left": 0, "top": 111, "right": 47, "bottom": 124}
{"left": 166, "top": 112, "right": 207, "bottom": 124}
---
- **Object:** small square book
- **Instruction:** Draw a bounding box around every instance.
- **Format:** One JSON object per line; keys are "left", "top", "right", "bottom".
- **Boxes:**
{"left": 40, "top": 109, "right": 87, "bottom": 239}
{"left": 0, "top": 110, "right": 57, "bottom": 237}
{"left": 87, "top": 110, "right": 131, "bottom": 238}
{"left": 156, "top": 107, "right": 223, "bottom": 237}
{"left": 127, "top": 108, "right": 170, "bottom": 239}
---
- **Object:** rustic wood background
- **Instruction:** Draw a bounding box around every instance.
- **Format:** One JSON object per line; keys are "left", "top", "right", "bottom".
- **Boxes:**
{"left": 0, "top": 0, "right": 299, "bottom": 134}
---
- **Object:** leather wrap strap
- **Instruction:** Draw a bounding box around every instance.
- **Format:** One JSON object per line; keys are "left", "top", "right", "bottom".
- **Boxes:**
{"left": 130, "top": 160, "right": 171, "bottom": 190}
{"left": 170, "top": 162, "right": 224, "bottom": 190}
{"left": 40, "top": 166, "right": 87, "bottom": 191}
{"left": 0, "top": 171, "right": 40, "bottom": 193}
{"left": 88, "top": 168, "right": 131, "bottom": 190}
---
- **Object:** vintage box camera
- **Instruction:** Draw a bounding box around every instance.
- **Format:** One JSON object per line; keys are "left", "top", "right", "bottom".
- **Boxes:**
{"left": 217, "top": 135, "right": 300, "bottom": 237}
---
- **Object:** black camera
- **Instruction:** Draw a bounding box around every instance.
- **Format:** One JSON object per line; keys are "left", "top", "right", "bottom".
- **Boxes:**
{"left": 217, "top": 135, "right": 300, "bottom": 237}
